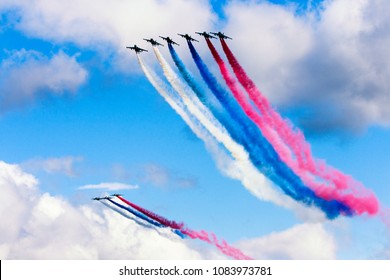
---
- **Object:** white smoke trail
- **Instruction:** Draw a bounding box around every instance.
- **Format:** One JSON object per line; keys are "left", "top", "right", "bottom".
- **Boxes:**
{"left": 98, "top": 199, "right": 154, "bottom": 229}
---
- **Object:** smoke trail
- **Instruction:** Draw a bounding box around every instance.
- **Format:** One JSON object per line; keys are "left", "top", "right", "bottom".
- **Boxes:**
{"left": 187, "top": 40, "right": 353, "bottom": 219}
{"left": 116, "top": 195, "right": 251, "bottom": 260}
{"left": 182, "top": 229, "right": 252, "bottom": 260}
{"left": 168, "top": 43, "right": 301, "bottom": 209}
{"left": 137, "top": 53, "right": 238, "bottom": 159}
{"left": 105, "top": 197, "right": 164, "bottom": 228}
{"left": 136, "top": 53, "right": 286, "bottom": 219}
{"left": 152, "top": 46, "right": 248, "bottom": 161}
{"left": 219, "top": 39, "right": 379, "bottom": 215}
{"left": 168, "top": 44, "right": 226, "bottom": 123}
{"left": 116, "top": 195, "right": 184, "bottom": 230}
{"left": 137, "top": 53, "right": 232, "bottom": 163}
{"left": 205, "top": 39, "right": 377, "bottom": 215}
{"left": 98, "top": 199, "right": 155, "bottom": 229}
{"left": 100, "top": 198, "right": 187, "bottom": 239}
{"left": 157, "top": 45, "right": 311, "bottom": 210}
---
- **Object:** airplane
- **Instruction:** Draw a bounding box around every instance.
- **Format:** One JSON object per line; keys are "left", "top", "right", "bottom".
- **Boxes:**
{"left": 111, "top": 193, "right": 123, "bottom": 197}
{"left": 178, "top": 33, "right": 199, "bottom": 42}
{"left": 92, "top": 196, "right": 111, "bottom": 201}
{"left": 210, "top": 32, "right": 232, "bottom": 40}
{"left": 195, "top": 31, "right": 216, "bottom": 39}
{"left": 126, "top": 45, "right": 148, "bottom": 53}
{"left": 143, "top": 38, "right": 163, "bottom": 46}
{"left": 159, "top": 36, "right": 179, "bottom": 46}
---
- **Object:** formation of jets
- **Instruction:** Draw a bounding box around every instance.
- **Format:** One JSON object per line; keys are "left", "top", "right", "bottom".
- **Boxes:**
{"left": 92, "top": 193, "right": 123, "bottom": 200}
{"left": 126, "top": 31, "right": 231, "bottom": 53}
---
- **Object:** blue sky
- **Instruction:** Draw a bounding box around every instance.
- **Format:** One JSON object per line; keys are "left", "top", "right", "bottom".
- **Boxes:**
{"left": 1, "top": 0, "right": 390, "bottom": 259}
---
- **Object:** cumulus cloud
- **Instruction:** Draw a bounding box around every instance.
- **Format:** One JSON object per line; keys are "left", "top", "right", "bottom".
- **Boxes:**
{"left": 0, "top": 161, "right": 217, "bottom": 259}
{"left": 78, "top": 182, "right": 139, "bottom": 191}
{"left": 0, "top": 49, "right": 87, "bottom": 113}
{"left": 0, "top": 0, "right": 216, "bottom": 72}
{"left": 236, "top": 223, "right": 337, "bottom": 259}
{"left": 0, "top": 160, "right": 343, "bottom": 259}
{"left": 1, "top": 0, "right": 214, "bottom": 46}
{"left": 21, "top": 156, "right": 83, "bottom": 177}
{"left": 3, "top": 0, "right": 390, "bottom": 133}
{"left": 223, "top": 0, "right": 390, "bottom": 134}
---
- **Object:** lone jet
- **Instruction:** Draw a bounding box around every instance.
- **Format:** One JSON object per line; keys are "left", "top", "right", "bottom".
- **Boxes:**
{"left": 210, "top": 32, "right": 232, "bottom": 40}
{"left": 159, "top": 36, "right": 179, "bottom": 46}
{"left": 143, "top": 38, "right": 163, "bottom": 46}
{"left": 92, "top": 196, "right": 111, "bottom": 201}
{"left": 196, "top": 31, "right": 216, "bottom": 39}
{"left": 126, "top": 45, "right": 148, "bottom": 53}
{"left": 111, "top": 193, "right": 123, "bottom": 197}
{"left": 178, "top": 33, "right": 199, "bottom": 42}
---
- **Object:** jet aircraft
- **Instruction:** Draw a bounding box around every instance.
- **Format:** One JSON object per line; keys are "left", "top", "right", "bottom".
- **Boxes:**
{"left": 195, "top": 31, "right": 216, "bottom": 39}
{"left": 111, "top": 193, "right": 123, "bottom": 197}
{"left": 92, "top": 196, "right": 111, "bottom": 200}
{"left": 143, "top": 38, "right": 163, "bottom": 46}
{"left": 178, "top": 33, "right": 199, "bottom": 42}
{"left": 210, "top": 32, "right": 232, "bottom": 40}
{"left": 126, "top": 45, "right": 148, "bottom": 53}
{"left": 159, "top": 36, "right": 179, "bottom": 46}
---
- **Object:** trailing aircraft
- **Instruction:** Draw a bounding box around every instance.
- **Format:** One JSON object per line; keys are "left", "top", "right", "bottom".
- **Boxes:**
{"left": 126, "top": 45, "right": 148, "bottom": 53}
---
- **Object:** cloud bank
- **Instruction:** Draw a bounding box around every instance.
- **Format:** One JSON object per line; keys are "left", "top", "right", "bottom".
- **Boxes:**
{"left": 224, "top": 0, "right": 390, "bottom": 134}
{"left": 0, "top": 161, "right": 209, "bottom": 259}
{"left": 0, "top": 160, "right": 344, "bottom": 259}
{"left": 236, "top": 223, "right": 337, "bottom": 259}
{"left": 2, "top": 0, "right": 390, "bottom": 133}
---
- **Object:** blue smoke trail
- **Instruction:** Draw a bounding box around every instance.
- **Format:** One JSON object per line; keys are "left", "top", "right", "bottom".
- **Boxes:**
{"left": 185, "top": 41, "right": 353, "bottom": 218}
{"left": 168, "top": 44, "right": 237, "bottom": 138}
{"left": 99, "top": 199, "right": 155, "bottom": 230}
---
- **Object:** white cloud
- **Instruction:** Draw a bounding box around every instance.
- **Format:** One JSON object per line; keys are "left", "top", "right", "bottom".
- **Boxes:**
{"left": 78, "top": 182, "right": 139, "bottom": 191}
{"left": 223, "top": 1, "right": 313, "bottom": 105}
{"left": 21, "top": 156, "right": 83, "bottom": 177}
{"left": 0, "top": 160, "right": 216, "bottom": 259}
{"left": 0, "top": 0, "right": 216, "bottom": 72}
{"left": 2, "top": 0, "right": 390, "bottom": 132}
{"left": 236, "top": 223, "right": 337, "bottom": 259}
{"left": 0, "top": 49, "right": 88, "bottom": 113}
{"left": 3, "top": 160, "right": 386, "bottom": 260}
{"left": 223, "top": 0, "right": 390, "bottom": 134}
{"left": 3, "top": 0, "right": 214, "bottom": 47}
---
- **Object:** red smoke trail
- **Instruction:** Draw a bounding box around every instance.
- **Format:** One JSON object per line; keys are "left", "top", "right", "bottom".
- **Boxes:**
{"left": 182, "top": 229, "right": 253, "bottom": 260}
{"left": 116, "top": 195, "right": 184, "bottom": 230}
{"left": 117, "top": 196, "right": 251, "bottom": 259}
{"left": 210, "top": 39, "right": 379, "bottom": 215}
{"left": 220, "top": 39, "right": 308, "bottom": 166}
